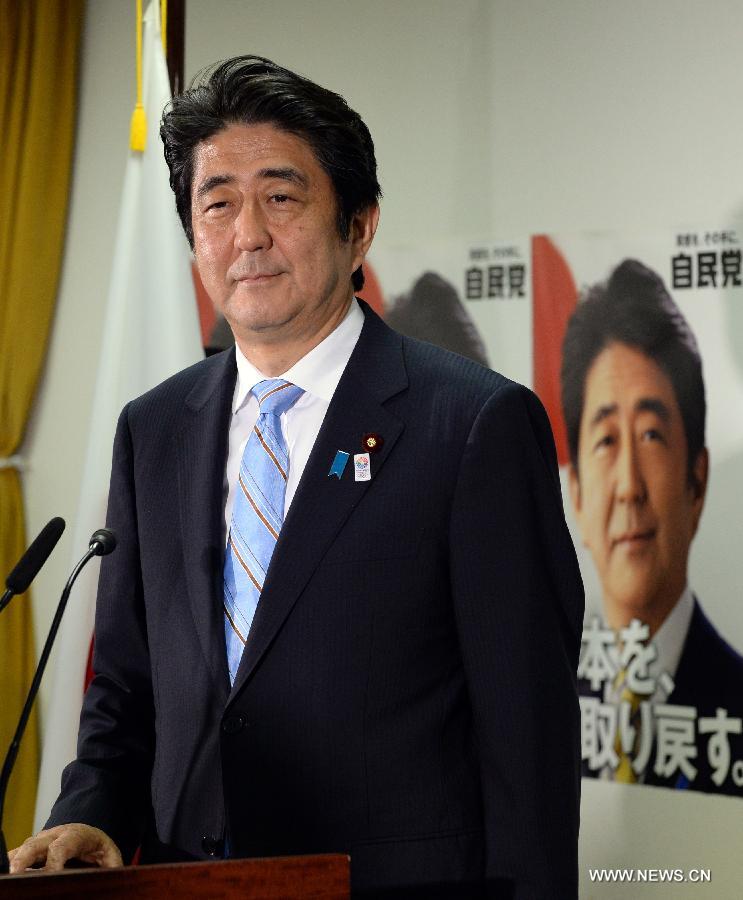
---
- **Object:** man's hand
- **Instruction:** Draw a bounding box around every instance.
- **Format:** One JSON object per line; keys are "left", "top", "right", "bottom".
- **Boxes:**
{"left": 8, "top": 824, "right": 123, "bottom": 873}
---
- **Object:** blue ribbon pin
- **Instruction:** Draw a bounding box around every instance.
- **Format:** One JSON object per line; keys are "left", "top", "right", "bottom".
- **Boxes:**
{"left": 328, "top": 450, "right": 350, "bottom": 479}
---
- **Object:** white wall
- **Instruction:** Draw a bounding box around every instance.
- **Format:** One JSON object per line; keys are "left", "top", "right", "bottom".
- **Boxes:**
{"left": 489, "top": 0, "right": 743, "bottom": 234}
{"left": 22, "top": 1, "right": 743, "bottom": 895}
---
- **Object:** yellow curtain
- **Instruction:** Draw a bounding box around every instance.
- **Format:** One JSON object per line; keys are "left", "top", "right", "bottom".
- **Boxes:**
{"left": 0, "top": 0, "right": 84, "bottom": 847}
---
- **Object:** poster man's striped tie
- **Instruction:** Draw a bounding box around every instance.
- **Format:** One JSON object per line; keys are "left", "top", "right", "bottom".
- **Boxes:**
{"left": 223, "top": 379, "right": 304, "bottom": 684}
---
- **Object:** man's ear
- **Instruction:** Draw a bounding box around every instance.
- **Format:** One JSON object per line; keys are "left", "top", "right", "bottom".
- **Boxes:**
{"left": 350, "top": 204, "right": 380, "bottom": 271}
{"left": 690, "top": 447, "right": 709, "bottom": 537}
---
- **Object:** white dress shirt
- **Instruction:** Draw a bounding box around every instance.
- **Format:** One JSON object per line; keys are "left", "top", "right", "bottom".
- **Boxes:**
{"left": 603, "top": 585, "right": 695, "bottom": 707}
{"left": 598, "top": 586, "right": 695, "bottom": 782}
{"left": 223, "top": 299, "right": 364, "bottom": 541}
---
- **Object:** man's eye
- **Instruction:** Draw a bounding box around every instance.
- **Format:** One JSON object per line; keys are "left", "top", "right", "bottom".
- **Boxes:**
{"left": 270, "top": 194, "right": 291, "bottom": 204}
{"left": 593, "top": 434, "right": 614, "bottom": 453}
{"left": 207, "top": 200, "right": 228, "bottom": 210}
{"left": 641, "top": 428, "right": 664, "bottom": 443}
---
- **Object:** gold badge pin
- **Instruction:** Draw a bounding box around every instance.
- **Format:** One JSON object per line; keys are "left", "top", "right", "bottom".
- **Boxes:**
{"left": 361, "top": 432, "right": 383, "bottom": 454}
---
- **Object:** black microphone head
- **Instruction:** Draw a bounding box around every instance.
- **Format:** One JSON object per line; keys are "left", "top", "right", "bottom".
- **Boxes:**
{"left": 5, "top": 517, "right": 66, "bottom": 595}
{"left": 89, "top": 529, "right": 117, "bottom": 557}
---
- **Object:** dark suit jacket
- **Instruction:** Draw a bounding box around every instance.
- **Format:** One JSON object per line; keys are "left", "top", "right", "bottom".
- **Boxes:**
{"left": 644, "top": 599, "right": 743, "bottom": 795}
{"left": 48, "top": 303, "right": 583, "bottom": 898}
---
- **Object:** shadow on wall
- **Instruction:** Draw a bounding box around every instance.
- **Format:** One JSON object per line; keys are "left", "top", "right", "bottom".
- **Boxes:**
{"left": 385, "top": 271, "right": 489, "bottom": 368}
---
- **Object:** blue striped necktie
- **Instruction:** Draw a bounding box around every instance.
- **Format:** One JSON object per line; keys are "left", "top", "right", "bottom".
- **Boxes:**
{"left": 223, "top": 379, "right": 305, "bottom": 684}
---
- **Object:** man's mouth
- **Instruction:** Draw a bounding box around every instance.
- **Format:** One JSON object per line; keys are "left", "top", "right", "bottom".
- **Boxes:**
{"left": 611, "top": 528, "right": 656, "bottom": 549}
{"left": 234, "top": 272, "right": 280, "bottom": 283}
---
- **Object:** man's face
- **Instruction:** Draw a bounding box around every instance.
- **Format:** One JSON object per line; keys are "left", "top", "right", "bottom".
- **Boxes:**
{"left": 190, "top": 122, "right": 378, "bottom": 351}
{"left": 569, "top": 342, "right": 707, "bottom": 632}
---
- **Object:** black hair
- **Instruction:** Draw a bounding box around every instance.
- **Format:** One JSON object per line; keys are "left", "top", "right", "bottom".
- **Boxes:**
{"left": 160, "top": 55, "right": 381, "bottom": 291}
{"left": 561, "top": 258, "right": 705, "bottom": 485}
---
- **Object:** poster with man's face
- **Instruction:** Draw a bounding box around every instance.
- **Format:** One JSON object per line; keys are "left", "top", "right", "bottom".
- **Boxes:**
{"left": 369, "top": 228, "right": 743, "bottom": 797}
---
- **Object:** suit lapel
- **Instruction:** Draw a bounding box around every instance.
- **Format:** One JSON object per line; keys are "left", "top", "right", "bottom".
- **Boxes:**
{"left": 228, "top": 307, "right": 408, "bottom": 701}
{"left": 177, "top": 349, "right": 236, "bottom": 699}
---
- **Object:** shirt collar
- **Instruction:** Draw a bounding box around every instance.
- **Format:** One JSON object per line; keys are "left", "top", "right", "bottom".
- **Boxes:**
{"left": 232, "top": 299, "right": 364, "bottom": 413}
{"left": 603, "top": 586, "right": 695, "bottom": 705}
{"left": 648, "top": 584, "right": 695, "bottom": 686}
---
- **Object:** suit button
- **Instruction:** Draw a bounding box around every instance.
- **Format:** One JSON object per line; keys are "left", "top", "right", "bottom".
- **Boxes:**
{"left": 201, "top": 835, "right": 224, "bottom": 857}
{"left": 222, "top": 715, "right": 246, "bottom": 735}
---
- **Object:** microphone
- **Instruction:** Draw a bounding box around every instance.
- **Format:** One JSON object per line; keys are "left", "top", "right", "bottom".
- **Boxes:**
{"left": 0, "top": 518, "right": 66, "bottom": 614}
{"left": 0, "top": 528, "right": 117, "bottom": 874}
{"left": 89, "top": 529, "right": 117, "bottom": 557}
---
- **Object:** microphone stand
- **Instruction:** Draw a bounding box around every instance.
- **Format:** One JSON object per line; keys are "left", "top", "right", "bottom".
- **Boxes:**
{"left": 0, "top": 590, "right": 13, "bottom": 616}
{"left": 0, "top": 542, "right": 106, "bottom": 874}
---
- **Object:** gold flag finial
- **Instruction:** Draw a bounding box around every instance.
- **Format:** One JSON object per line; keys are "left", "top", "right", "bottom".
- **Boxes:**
{"left": 161, "top": 0, "right": 168, "bottom": 56}
{"left": 129, "top": 0, "right": 146, "bottom": 152}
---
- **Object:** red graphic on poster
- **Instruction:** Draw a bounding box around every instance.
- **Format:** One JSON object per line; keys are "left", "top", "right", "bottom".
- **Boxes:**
{"left": 531, "top": 234, "right": 577, "bottom": 468}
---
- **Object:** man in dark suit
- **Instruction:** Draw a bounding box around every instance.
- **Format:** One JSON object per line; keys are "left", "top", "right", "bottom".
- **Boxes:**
{"left": 11, "top": 56, "right": 583, "bottom": 896}
{"left": 562, "top": 258, "right": 743, "bottom": 795}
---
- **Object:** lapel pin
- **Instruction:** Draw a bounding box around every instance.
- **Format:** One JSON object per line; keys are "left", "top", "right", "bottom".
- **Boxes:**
{"left": 354, "top": 453, "right": 371, "bottom": 482}
{"left": 361, "top": 432, "right": 384, "bottom": 454}
{"left": 328, "top": 450, "right": 350, "bottom": 479}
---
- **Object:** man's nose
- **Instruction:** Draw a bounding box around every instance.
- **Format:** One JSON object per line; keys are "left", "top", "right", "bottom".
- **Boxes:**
{"left": 234, "top": 199, "right": 271, "bottom": 252}
{"left": 615, "top": 438, "right": 647, "bottom": 504}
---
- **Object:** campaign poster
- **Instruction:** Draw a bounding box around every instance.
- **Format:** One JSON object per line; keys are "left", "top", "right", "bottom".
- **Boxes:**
{"left": 366, "top": 236, "right": 533, "bottom": 388}
{"left": 368, "top": 228, "right": 743, "bottom": 798}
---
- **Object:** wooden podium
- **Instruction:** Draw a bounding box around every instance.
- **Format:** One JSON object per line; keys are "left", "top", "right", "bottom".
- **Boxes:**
{"left": 0, "top": 853, "right": 350, "bottom": 899}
